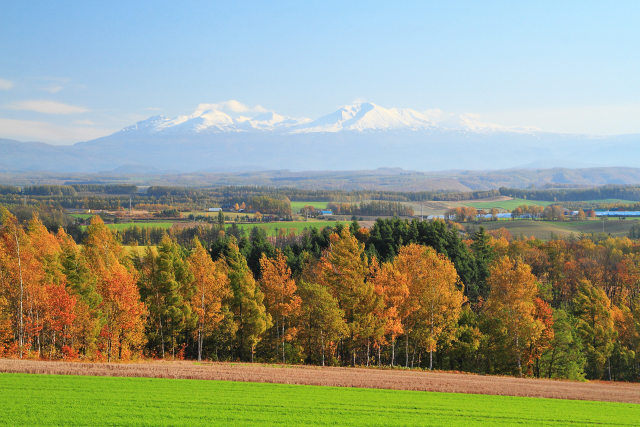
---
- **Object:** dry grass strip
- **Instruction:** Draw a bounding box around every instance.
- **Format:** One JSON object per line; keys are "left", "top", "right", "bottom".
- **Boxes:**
{"left": 1, "top": 358, "right": 638, "bottom": 404}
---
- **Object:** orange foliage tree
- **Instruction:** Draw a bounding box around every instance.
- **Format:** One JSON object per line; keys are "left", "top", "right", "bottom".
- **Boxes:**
{"left": 259, "top": 250, "right": 301, "bottom": 363}
{"left": 484, "top": 256, "right": 548, "bottom": 376}
{"left": 392, "top": 244, "right": 465, "bottom": 369}
{"left": 188, "top": 238, "right": 230, "bottom": 361}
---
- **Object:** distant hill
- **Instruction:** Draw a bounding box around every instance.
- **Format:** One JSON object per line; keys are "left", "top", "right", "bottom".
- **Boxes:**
{"left": 5, "top": 166, "right": 640, "bottom": 192}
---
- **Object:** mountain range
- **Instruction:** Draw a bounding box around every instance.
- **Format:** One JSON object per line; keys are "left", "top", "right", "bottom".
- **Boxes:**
{"left": 2, "top": 101, "right": 639, "bottom": 173}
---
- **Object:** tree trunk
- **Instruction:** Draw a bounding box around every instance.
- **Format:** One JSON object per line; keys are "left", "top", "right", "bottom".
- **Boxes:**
{"left": 321, "top": 331, "right": 325, "bottom": 367}
{"left": 547, "top": 347, "right": 556, "bottom": 379}
{"left": 378, "top": 345, "right": 381, "bottom": 367}
{"left": 429, "top": 349, "right": 433, "bottom": 370}
{"left": 107, "top": 334, "right": 112, "bottom": 363}
{"left": 14, "top": 229, "right": 24, "bottom": 359}
{"left": 199, "top": 287, "right": 204, "bottom": 362}
{"left": 159, "top": 316, "right": 165, "bottom": 359}
{"left": 391, "top": 337, "right": 395, "bottom": 367}
{"left": 411, "top": 346, "right": 416, "bottom": 369}
{"left": 516, "top": 335, "right": 522, "bottom": 377}
{"left": 366, "top": 340, "right": 370, "bottom": 367}
{"left": 405, "top": 334, "right": 409, "bottom": 368}
{"left": 282, "top": 319, "right": 286, "bottom": 364}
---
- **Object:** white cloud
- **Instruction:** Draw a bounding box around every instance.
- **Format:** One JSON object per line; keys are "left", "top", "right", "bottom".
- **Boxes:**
{"left": 7, "top": 99, "right": 89, "bottom": 114}
{"left": 0, "top": 78, "right": 14, "bottom": 90}
{"left": 43, "top": 85, "right": 64, "bottom": 94}
{"left": 195, "top": 100, "right": 268, "bottom": 115}
{"left": 0, "top": 117, "right": 114, "bottom": 144}
{"left": 476, "top": 104, "right": 640, "bottom": 135}
{"left": 73, "top": 119, "right": 96, "bottom": 126}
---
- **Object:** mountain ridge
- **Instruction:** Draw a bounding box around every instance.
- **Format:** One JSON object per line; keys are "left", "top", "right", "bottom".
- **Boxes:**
{"left": 2, "top": 101, "right": 640, "bottom": 173}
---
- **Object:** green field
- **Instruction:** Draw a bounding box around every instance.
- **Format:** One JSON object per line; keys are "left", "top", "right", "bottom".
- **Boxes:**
{"left": 290, "top": 201, "right": 330, "bottom": 212}
{"left": 466, "top": 198, "right": 640, "bottom": 211}
{"left": 229, "top": 220, "right": 343, "bottom": 235}
{"left": 1, "top": 373, "right": 637, "bottom": 426}
{"left": 473, "top": 218, "right": 640, "bottom": 239}
{"left": 105, "top": 222, "right": 175, "bottom": 231}
{"left": 465, "top": 198, "right": 552, "bottom": 211}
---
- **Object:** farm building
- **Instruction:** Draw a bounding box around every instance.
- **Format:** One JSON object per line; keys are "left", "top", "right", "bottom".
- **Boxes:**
{"left": 320, "top": 210, "right": 333, "bottom": 216}
{"left": 208, "top": 208, "right": 222, "bottom": 212}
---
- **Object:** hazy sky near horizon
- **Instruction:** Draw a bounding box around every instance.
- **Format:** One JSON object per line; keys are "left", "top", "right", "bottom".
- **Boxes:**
{"left": 1, "top": 1, "right": 639, "bottom": 144}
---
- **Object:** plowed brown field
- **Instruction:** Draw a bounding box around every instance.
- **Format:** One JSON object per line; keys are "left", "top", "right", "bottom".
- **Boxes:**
{"left": 1, "top": 358, "right": 638, "bottom": 404}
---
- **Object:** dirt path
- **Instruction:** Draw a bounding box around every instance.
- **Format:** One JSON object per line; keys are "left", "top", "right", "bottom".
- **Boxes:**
{"left": 1, "top": 359, "right": 638, "bottom": 404}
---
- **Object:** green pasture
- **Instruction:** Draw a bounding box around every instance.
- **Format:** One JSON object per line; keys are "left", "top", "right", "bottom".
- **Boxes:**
{"left": 465, "top": 198, "right": 552, "bottom": 210}
{"left": 290, "top": 201, "right": 330, "bottom": 212}
{"left": 229, "top": 220, "right": 343, "bottom": 236}
{"left": 1, "top": 373, "right": 638, "bottom": 426}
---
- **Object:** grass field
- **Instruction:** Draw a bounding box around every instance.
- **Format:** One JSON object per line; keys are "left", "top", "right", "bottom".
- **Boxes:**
{"left": 103, "top": 222, "right": 175, "bottom": 231}
{"left": 1, "top": 373, "right": 638, "bottom": 426}
{"left": 473, "top": 218, "right": 640, "bottom": 239}
{"left": 290, "top": 201, "right": 330, "bottom": 212}
{"left": 403, "top": 198, "right": 552, "bottom": 216}
{"left": 464, "top": 198, "right": 552, "bottom": 210}
{"left": 229, "top": 220, "right": 343, "bottom": 235}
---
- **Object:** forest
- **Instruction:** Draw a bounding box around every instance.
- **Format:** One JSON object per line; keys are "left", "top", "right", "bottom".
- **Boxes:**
{"left": 1, "top": 206, "right": 639, "bottom": 381}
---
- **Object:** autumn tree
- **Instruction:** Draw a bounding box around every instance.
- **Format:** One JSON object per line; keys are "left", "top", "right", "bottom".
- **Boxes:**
{"left": 297, "top": 280, "right": 348, "bottom": 366}
{"left": 319, "top": 228, "right": 382, "bottom": 365}
{"left": 484, "top": 256, "right": 546, "bottom": 376}
{"left": 83, "top": 216, "right": 146, "bottom": 361}
{"left": 0, "top": 208, "right": 25, "bottom": 356}
{"left": 98, "top": 263, "right": 146, "bottom": 361}
{"left": 225, "top": 239, "right": 270, "bottom": 361}
{"left": 393, "top": 244, "right": 465, "bottom": 369}
{"left": 573, "top": 279, "right": 616, "bottom": 379}
{"left": 158, "top": 235, "right": 195, "bottom": 357}
{"left": 370, "top": 259, "right": 406, "bottom": 366}
{"left": 188, "top": 238, "right": 230, "bottom": 361}
{"left": 539, "top": 309, "right": 586, "bottom": 380}
{"left": 259, "top": 250, "right": 301, "bottom": 363}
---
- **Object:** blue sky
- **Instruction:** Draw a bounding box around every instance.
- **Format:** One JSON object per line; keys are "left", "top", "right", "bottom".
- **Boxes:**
{"left": 1, "top": 1, "right": 639, "bottom": 143}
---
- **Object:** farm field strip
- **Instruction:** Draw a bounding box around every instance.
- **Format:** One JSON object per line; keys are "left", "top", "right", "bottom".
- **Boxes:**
{"left": 290, "top": 201, "right": 330, "bottom": 212}
{"left": 475, "top": 219, "right": 640, "bottom": 239}
{"left": 1, "top": 372, "right": 638, "bottom": 426}
{"left": 2, "top": 359, "right": 639, "bottom": 404}
{"left": 103, "top": 221, "right": 176, "bottom": 230}
{"left": 463, "top": 198, "right": 553, "bottom": 210}
{"left": 229, "top": 220, "right": 344, "bottom": 235}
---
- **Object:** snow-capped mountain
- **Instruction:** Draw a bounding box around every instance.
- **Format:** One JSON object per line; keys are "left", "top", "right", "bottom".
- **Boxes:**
{"left": 119, "top": 101, "right": 310, "bottom": 134}
{"left": 116, "top": 100, "right": 533, "bottom": 136}
{"left": 2, "top": 100, "right": 639, "bottom": 173}
{"left": 292, "top": 102, "right": 438, "bottom": 133}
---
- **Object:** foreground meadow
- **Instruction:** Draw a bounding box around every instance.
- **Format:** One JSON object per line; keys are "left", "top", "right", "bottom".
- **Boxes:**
{"left": 2, "top": 372, "right": 639, "bottom": 426}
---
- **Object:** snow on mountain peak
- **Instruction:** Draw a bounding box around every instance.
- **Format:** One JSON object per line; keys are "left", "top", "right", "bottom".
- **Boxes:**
{"left": 292, "top": 102, "right": 438, "bottom": 133}
{"left": 120, "top": 101, "right": 532, "bottom": 136}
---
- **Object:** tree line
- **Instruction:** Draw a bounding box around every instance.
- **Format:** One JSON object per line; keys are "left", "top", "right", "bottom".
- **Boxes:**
{"left": 0, "top": 209, "right": 639, "bottom": 381}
